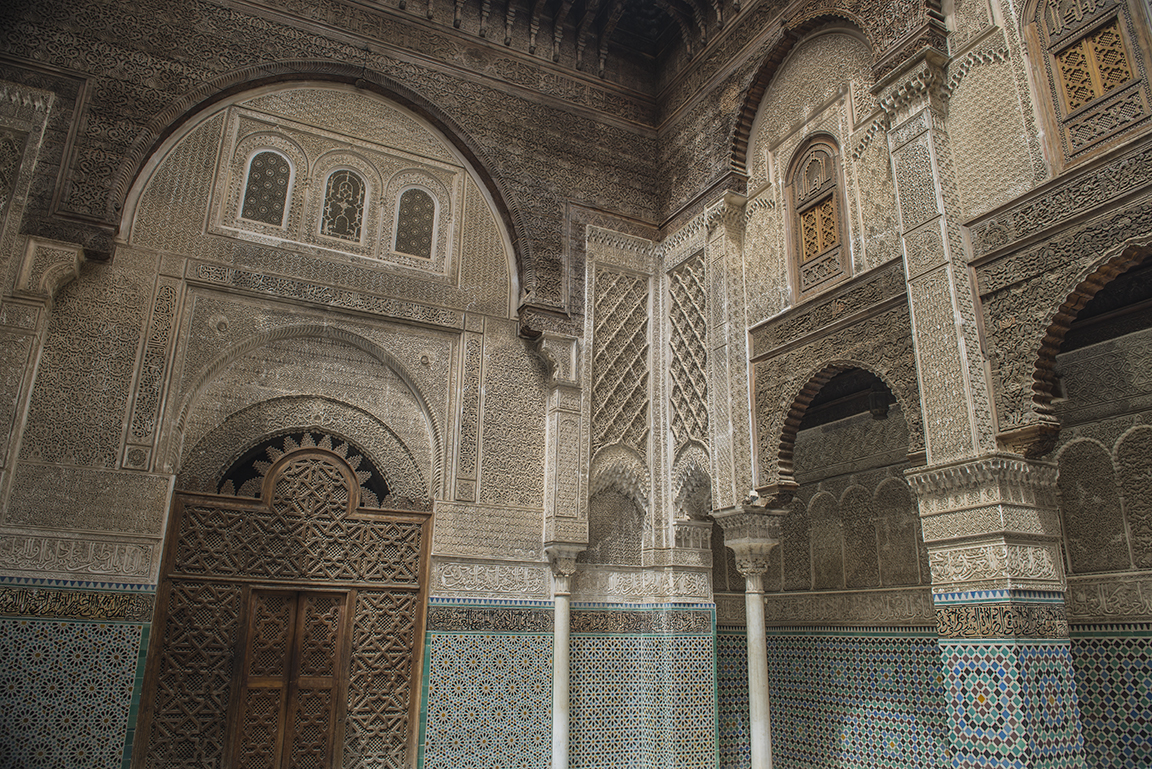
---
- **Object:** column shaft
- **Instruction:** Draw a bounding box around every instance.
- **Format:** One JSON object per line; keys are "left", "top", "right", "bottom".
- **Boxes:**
{"left": 552, "top": 590, "right": 570, "bottom": 769}
{"left": 745, "top": 573, "right": 772, "bottom": 769}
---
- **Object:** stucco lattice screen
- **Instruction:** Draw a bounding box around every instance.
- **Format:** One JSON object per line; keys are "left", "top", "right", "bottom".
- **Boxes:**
{"left": 394, "top": 188, "right": 435, "bottom": 258}
{"left": 241, "top": 151, "right": 291, "bottom": 225}
{"left": 322, "top": 169, "right": 366, "bottom": 241}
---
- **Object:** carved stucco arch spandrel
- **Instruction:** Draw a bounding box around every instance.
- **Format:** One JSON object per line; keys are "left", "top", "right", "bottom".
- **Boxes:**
{"left": 756, "top": 349, "right": 923, "bottom": 495}
{"left": 989, "top": 234, "right": 1152, "bottom": 455}
{"left": 110, "top": 64, "right": 536, "bottom": 308}
{"left": 177, "top": 395, "right": 430, "bottom": 504}
{"left": 167, "top": 324, "right": 443, "bottom": 489}
{"left": 729, "top": 16, "right": 875, "bottom": 177}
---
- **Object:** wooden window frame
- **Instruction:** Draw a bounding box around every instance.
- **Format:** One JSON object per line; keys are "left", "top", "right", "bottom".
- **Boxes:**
{"left": 1026, "top": 0, "right": 1152, "bottom": 168}
{"left": 786, "top": 136, "right": 850, "bottom": 301}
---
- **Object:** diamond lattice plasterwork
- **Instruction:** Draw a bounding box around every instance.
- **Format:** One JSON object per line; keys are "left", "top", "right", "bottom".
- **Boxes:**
{"left": 669, "top": 252, "right": 708, "bottom": 449}
{"left": 592, "top": 269, "right": 650, "bottom": 455}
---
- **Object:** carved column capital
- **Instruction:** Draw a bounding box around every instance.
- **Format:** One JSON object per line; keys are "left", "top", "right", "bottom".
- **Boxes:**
{"left": 906, "top": 454, "right": 1065, "bottom": 593}
{"left": 546, "top": 544, "right": 583, "bottom": 595}
{"left": 713, "top": 504, "right": 785, "bottom": 588}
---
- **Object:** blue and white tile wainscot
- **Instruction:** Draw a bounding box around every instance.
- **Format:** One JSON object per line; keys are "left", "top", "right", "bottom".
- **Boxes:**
{"left": 0, "top": 577, "right": 155, "bottom": 769}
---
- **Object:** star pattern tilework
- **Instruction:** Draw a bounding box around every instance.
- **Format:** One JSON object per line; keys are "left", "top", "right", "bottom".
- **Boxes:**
{"left": 766, "top": 631, "right": 948, "bottom": 769}
{"left": 717, "top": 630, "right": 751, "bottom": 769}
{"left": 421, "top": 632, "right": 553, "bottom": 768}
{"left": 941, "top": 640, "right": 1085, "bottom": 769}
{"left": 0, "top": 618, "right": 142, "bottom": 769}
{"left": 1070, "top": 630, "right": 1152, "bottom": 769}
{"left": 569, "top": 633, "right": 716, "bottom": 769}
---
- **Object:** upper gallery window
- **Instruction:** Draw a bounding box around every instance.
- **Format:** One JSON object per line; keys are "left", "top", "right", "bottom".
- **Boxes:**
{"left": 321, "top": 169, "right": 366, "bottom": 241}
{"left": 240, "top": 150, "right": 292, "bottom": 226}
{"left": 788, "top": 137, "right": 848, "bottom": 298}
{"left": 393, "top": 188, "right": 436, "bottom": 259}
{"left": 1029, "top": 0, "right": 1151, "bottom": 165}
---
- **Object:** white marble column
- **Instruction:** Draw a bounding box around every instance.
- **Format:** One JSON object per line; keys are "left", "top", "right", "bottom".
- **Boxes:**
{"left": 546, "top": 545, "right": 580, "bottom": 769}
{"left": 714, "top": 504, "right": 784, "bottom": 769}
{"left": 740, "top": 558, "right": 772, "bottom": 769}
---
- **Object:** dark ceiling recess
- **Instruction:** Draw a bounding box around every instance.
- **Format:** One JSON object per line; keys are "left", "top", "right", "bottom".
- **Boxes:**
{"left": 522, "top": 0, "right": 722, "bottom": 75}
{"left": 799, "top": 368, "right": 897, "bottom": 431}
{"left": 1061, "top": 258, "right": 1152, "bottom": 353}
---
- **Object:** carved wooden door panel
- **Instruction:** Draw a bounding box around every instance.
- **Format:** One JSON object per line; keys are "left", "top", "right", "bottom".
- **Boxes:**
{"left": 235, "top": 590, "right": 351, "bottom": 769}
{"left": 136, "top": 443, "right": 430, "bottom": 769}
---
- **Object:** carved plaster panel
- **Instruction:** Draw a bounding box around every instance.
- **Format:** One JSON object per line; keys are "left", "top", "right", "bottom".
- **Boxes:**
{"left": 571, "top": 565, "right": 711, "bottom": 602}
{"left": 1066, "top": 572, "right": 1152, "bottom": 622}
{"left": 927, "top": 541, "right": 1065, "bottom": 593}
{"left": 429, "top": 558, "right": 551, "bottom": 599}
{"left": 764, "top": 586, "right": 935, "bottom": 626}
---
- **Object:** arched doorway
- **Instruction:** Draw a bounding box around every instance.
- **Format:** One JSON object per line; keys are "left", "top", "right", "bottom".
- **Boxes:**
{"left": 135, "top": 436, "right": 430, "bottom": 769}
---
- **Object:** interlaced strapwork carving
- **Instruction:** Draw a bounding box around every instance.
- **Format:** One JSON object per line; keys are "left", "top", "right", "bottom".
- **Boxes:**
{"left": 1056, "top": 18, "right": 1133, "bottom": 111}
{"left": 144, "top": 581, "right": 242, "bottom": 769}
{"left": 237, "top": 690, "right": 283, "bottom": 769}
{"left": 592, "top": 269, "right": 650, "bottom": 455}
{"left": 241, "top": 151, "right": 291, "bottom": 226}
{"left": 298, "top": 594, "right": 342, "bottom": 677}
{"left": 144, "top": 447, "right": 428, "bottom": 769}
{"left": 175, "top": 475, "right": 423, "bottom": 585}
{"left": 249, "top": 592, "right": 293, "bottom": 677}
{"left": 344, "top": 590, "right": 419, "bottom": 769}
{"left": 669, "top": 252, "right": 708, "bottom": 449}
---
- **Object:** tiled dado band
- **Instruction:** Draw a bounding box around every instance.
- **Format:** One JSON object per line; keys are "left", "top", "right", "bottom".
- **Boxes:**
{"left": 0, "top": 579, "right": 155, "bottom": 769}
{"left": 934, "top": 590, "right": 1086, "bottom": 769}
{"left": 420, "top": 598, "right": 555, "bottom": 769}
{"left": 420, "top": 599, "right": 717, "bottom": 769}
{"left": 569, "top": 603, "right": 716, "bottom": 769}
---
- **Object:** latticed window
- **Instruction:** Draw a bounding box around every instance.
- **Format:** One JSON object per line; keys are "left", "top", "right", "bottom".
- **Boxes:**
{"left": 788, "top": 138, "right": 847, "bottom": 297}
{"left": 394, "top": 188, "right": 435, "bottom": 258}
{"left": 799, "top": 195, "right": 839, "bottom": 263}
{"left": 1055, "top": 17, "right": 1133, "bottom": 111}
{"left": 1031, "top": 0, "right": 1151, "bottom": 164}
{"left": 241, "top": 151, "right": 291, "bottom": 226}
{"left": 321, "top": 169, "right": 365, "bottom": 241}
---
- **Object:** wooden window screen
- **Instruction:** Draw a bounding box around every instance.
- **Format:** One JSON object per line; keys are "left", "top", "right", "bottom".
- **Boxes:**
{"left": 1055, "top": 16, "right": 1134, "bottom": 111}
{"left": 798, "top": 194, "right": 839, "bottom": 264}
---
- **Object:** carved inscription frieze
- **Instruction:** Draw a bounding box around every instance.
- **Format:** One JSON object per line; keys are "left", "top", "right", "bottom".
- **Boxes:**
{"left": 430, "top": 560, "right": 551, "bottom": 598}
{"left": 0, "top": 533, "right": 155, "bottom": 579}
{"left": 426, "top": 604, "right": 554, "bottom": 632}
{"left": 0, "top": 585, "right": 154, "bottom": 622}
{"left": 935, "top": 601, "right": 1069, "bottom": 639}
{"left": 570, "top": 608, "right": 712, "bottom": 633}
{"left": 1066, "top": 572, "right": 1152, "bottom": 621}
{"left": 764, "top": 587, "right": 935, "bottom": 626}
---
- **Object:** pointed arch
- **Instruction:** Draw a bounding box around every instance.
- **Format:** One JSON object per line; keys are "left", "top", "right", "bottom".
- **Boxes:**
{"left": 729, "top": 17, "right": 874, "bottom": 175}
{"left": 774, "top": 360, "right": 919, "bottom": 489}
{"left": 1026, "top": 238, "right": 1152, "bottom": 435}
{"left": 169, "top": 325, "right": 443, "bottom": 494}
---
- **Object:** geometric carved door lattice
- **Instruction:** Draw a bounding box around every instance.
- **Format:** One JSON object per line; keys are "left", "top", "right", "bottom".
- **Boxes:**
{"left": 136, "top": 447, "right": 430, "bottom": 769}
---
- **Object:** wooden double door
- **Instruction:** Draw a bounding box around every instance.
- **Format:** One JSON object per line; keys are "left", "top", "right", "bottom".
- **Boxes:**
{"left": 234, "top": 589, "right": 351, "bottom": 768}
{"left": 136, "top": 447, "right": 430, "bottom": 769}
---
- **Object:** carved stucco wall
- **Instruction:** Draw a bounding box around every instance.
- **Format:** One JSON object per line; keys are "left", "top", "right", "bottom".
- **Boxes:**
{"left": 0, "top": 84, "right": 532, "bottom": 588}
{"left": 742, "top": 31, "right": 899, "bottom": 326}
{"left": 1049, "top": 327, "right": 1152, "bottom": 769}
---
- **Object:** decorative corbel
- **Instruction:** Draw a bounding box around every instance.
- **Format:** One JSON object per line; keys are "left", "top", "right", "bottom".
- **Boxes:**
{"left": 15, "top": 238, "right": 86, "bottom": 304}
